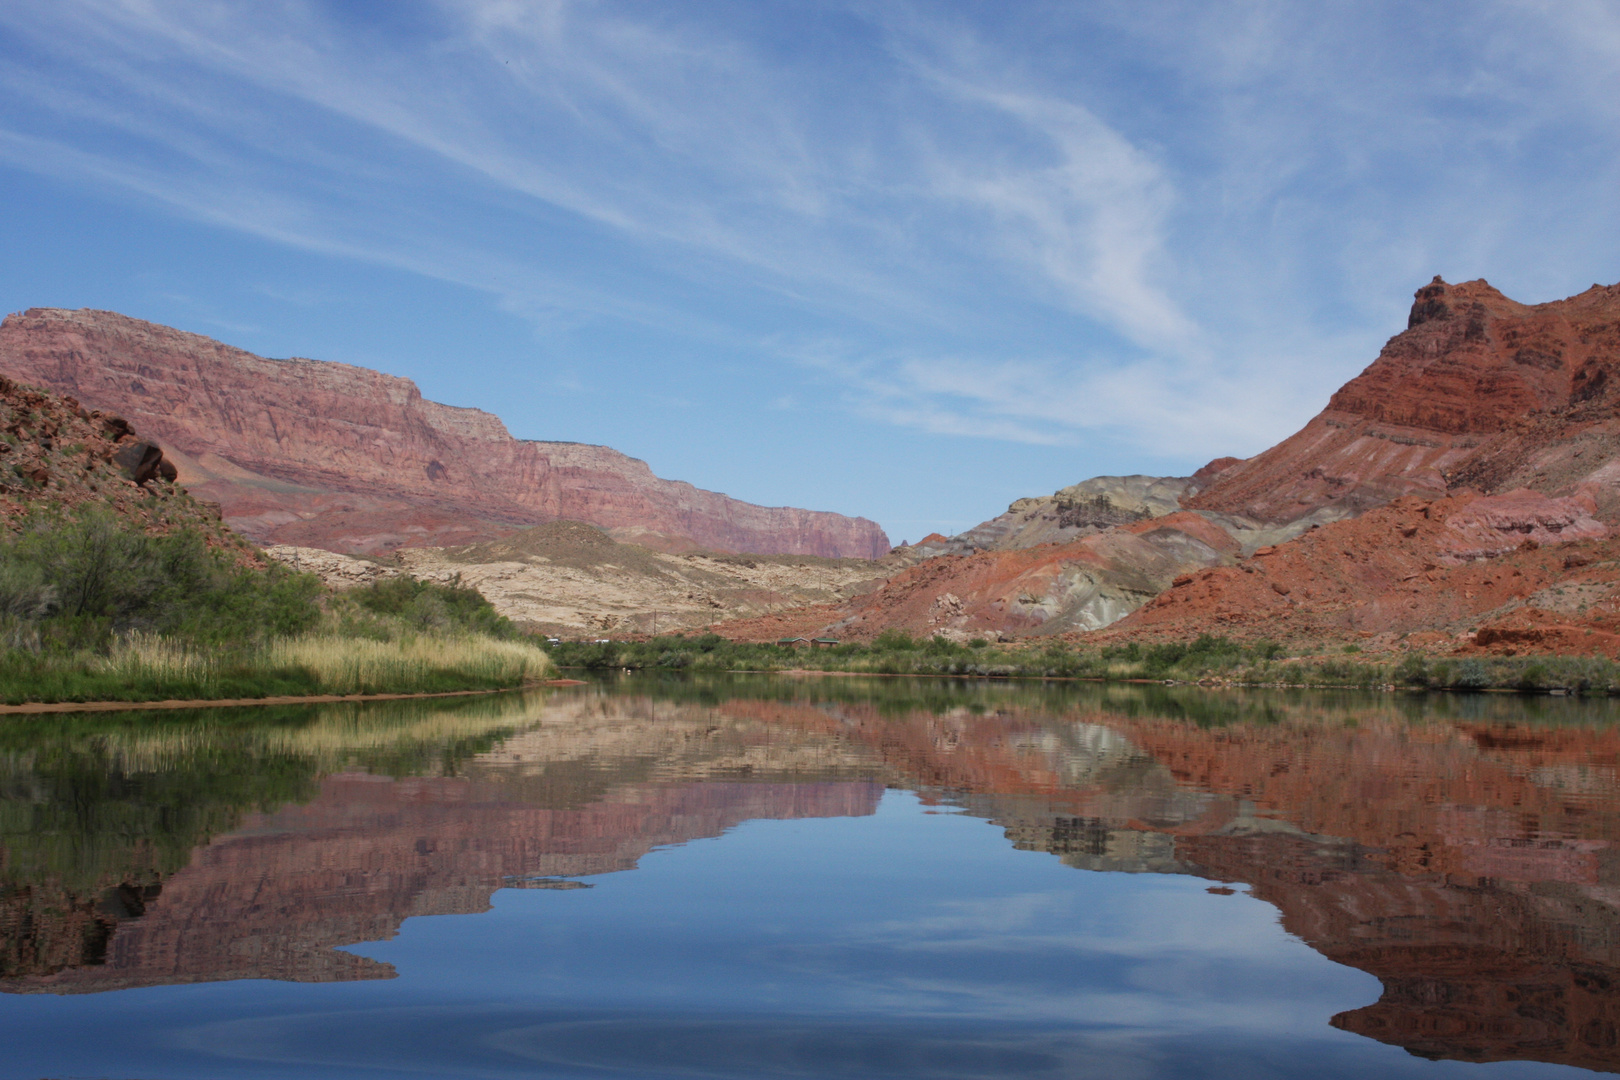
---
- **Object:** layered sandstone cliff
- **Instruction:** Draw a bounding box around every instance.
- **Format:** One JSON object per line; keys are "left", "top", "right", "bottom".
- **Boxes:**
{"left": 1190, "top": 277, "right": 1620, "bottom": 524}
{"left": 0, "top": 308, "right": 888, "bottom": 558}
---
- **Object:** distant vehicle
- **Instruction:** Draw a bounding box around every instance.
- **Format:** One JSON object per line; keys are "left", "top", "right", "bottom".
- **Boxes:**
{"left": 546, "top": 638, "right": 560, "bottom": 645}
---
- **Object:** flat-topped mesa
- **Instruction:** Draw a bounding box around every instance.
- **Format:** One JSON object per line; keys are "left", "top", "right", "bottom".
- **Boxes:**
{"left": 1189, "top": 277, "right": 1620, "bottom": 525}
{"left": 0, "top": 308, "right": 889, "bottom": 558}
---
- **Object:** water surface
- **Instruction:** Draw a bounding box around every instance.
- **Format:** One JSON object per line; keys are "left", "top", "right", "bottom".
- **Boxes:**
{"left": 4, "top": 676, "right": 1620, "bottom": 1077}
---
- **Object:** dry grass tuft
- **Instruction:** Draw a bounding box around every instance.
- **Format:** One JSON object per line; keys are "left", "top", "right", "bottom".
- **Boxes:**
{"left": 98, "top": 633, "right": 217, "bottom": 684}
{"left": 90, "top": 631, "right": 551, "bottom": 698}
{"left": 262, "top": 634, "right": 551, "bottom": 695}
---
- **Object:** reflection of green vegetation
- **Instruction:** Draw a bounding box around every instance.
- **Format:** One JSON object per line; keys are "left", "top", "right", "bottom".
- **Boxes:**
{"left": 548, "top": 632, "right": 1290, "bottom": 682}
{"left": 0, "top": 692, "right": 548, "bottom": 896}
{"left": 548, "top": 632, "right": 1620, "bottom": 695}
{"left": 592, "top": 670, "right": 1620, "bottom": 729}
{"left": 0, "top": 724, "right": 320, "bottom": 895}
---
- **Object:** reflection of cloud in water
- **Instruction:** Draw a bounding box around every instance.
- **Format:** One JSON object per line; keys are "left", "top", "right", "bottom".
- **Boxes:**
{"left": 179, "top": 1006, "right": 1446, "bottom": 1080}
{"left": 761, "top": 874, "right": 1355, "bottom": 1034}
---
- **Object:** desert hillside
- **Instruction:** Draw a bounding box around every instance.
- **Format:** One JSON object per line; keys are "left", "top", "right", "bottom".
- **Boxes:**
{"left": 719, "top": 277, "right": 1620, "bottom": 651}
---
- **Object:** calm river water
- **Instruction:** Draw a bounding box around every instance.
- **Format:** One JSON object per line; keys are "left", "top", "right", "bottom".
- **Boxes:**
{"left": 5, "top": 675, "right": 1620, "bottom": 1078}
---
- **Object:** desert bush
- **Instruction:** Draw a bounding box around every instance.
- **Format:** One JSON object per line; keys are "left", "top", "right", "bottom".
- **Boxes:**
{"left": 872, "top": 629, "right": 915, "bottom": 651}
{"left": 0, "top": 507, "right": 322, "bottom": 649}
{"left": 344, "top": 575, "right": 518, "bottom": 639}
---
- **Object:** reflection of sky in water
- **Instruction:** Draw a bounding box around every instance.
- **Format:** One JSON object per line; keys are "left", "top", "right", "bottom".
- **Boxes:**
{"left": 0, "top": 792, "right": 1584, "bottom": 1079}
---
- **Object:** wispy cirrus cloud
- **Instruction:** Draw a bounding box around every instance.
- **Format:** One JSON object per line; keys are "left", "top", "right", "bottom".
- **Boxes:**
{"left": 0, "top": 2, "right": 1195, "bottom": 371}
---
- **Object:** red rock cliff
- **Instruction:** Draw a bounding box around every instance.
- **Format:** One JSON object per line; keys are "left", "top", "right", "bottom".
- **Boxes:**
{"left": 1191, "top": 277, "right": 1620, "bottom": 524}
{"left": 0, "top": 308, "right": 889, "bottom": 558}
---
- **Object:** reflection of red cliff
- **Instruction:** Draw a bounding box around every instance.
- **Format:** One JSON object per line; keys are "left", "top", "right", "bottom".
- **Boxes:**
{"left": 1113, "top": 717, "right": 1620, "bottom": 1072}
{"left": 727, "top": 695, "right": 1620, "bottom": 1071}
{"left": 7, "top": 774, "right": 879, "bottom": 994}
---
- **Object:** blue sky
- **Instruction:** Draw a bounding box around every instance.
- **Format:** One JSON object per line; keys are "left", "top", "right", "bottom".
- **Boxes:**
{"left": 1, "top": 2, "right": 1617, "bottom": 542}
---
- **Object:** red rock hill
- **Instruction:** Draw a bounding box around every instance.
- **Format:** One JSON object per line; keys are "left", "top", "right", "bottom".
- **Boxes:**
{"left": 1191, "top": 277, "right": 1620, "bottom": 524}
{"left": 0, "top": 308, "right": 889, "bottom": 558}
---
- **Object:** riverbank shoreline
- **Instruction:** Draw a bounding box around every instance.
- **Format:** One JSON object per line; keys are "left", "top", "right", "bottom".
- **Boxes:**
{"left": 548, "top": 633, "right": 1620, "bottom": 695}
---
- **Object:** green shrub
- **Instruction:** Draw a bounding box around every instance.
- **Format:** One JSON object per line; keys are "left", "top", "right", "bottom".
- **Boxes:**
{"left": 872, "top": 629, "right": 915, "bottom": 651}
{"left": 0, "top": 507, "right": 322, "bottom": 649}
{"left": 1518, "top": 662, "right": 1550, "bottom": 690}
{"left": 346, "top": 575, "right": 516, "bottom": 639}
{"left": 1452, "top": 659, "right": 1490, "bottom": 689}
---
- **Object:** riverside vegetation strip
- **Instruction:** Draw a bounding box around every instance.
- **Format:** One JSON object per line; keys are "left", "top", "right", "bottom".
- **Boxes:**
{"left": 0, "top": 508, "right": 550, "bottom": 704}
{"left": 547, "top": 630, "right": 1620, "bottom": 694}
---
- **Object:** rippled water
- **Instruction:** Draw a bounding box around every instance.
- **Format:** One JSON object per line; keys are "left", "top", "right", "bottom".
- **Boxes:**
{"left": 6, "top": 676, "right": 1620, "bottom": 1078}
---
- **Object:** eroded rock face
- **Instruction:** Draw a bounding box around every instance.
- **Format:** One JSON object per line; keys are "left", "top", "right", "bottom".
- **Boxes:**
{"left": 0, "top": 308, "right": 889, "bottom": 558}
{"left": 1108, "top": 489, "right": 1616, "bottom": 645}
{"left": 1190, "top": 277, "right": 1620, "bottom": 525}
{"left": 718, "top": 510, "right": 1242, "bottom": 642}
{"left": 915, "top": 474, "right": 1204, "bottom": 557}
{"left": 825, "top": 277, "right": 1620, "bottom": 642}
{"left": 262, "top": 522, "right": 897, "bottom": 637}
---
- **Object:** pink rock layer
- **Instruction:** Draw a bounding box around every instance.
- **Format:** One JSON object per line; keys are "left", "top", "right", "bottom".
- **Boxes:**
{"left": 0, "top": 308, "right": 889, "bottom": 558}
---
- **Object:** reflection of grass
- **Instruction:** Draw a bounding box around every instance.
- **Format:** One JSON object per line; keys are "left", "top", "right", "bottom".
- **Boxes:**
{"left": 0, "top": 691, "right": 551, "bottom": 898}
{"left": 1, "top": 632, "right": 552, "bottom": 704}
{"left": 15, "top": 690, "right": 553, "bottom": 775}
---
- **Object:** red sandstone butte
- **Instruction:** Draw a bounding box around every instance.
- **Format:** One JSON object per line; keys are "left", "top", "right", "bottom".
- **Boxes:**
{"left": 1191, "top": 277, "right": 1620, "bottom": 524}
{"left": 0, "top": 308, "right": 889, "bottom": 558}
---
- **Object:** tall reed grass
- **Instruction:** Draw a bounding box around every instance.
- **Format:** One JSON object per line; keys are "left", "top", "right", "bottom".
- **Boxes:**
{"left": 2, "top": 631, "right": 553, "bottom": 705}
{"left": 261, "top": 634, "right": 550, "bottom": 695}
{"left": 98, "top": 632, "right": 218, "bottom": 683}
